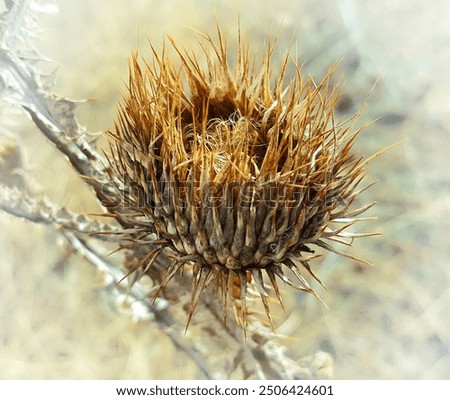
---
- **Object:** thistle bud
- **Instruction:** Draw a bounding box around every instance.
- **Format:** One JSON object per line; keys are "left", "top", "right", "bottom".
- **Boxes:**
{"left": 102, "top": 28, "right": 377, "bottom": 329}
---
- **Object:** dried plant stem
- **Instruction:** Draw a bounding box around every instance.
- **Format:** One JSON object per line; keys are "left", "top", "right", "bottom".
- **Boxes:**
{"left": 0, "top": 185, "right": 119, "bottom": 240}
{"left": 0, "top": 0, "right": 109, "bottom": 194}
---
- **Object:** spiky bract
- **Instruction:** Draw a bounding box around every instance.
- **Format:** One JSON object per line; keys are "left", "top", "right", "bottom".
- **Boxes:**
{"left": 102, "top": 29, "right": 376, "bottom": 328}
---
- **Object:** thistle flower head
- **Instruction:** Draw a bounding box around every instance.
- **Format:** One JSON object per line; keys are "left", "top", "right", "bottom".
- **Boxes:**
{"left": 102, "top": 28, "right": 376, "bottom": 329}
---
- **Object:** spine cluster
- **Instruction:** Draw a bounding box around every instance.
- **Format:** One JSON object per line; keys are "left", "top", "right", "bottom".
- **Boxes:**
{"left": 102, "top": 29, "right": 376, "bottom": 328}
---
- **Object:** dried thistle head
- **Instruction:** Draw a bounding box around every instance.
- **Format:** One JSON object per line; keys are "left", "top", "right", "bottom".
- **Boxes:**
{"left": 101, "top": 27, "right": 377, "bottom": 329}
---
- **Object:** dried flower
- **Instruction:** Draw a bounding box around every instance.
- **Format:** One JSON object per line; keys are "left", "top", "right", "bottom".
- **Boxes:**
{"left": 101, "top": 28, "right": 377, "bottom": 329}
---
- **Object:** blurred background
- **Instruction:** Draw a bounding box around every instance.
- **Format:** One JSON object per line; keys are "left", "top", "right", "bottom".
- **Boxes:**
{"left": 1, "top": 0, "right": 449, "bottom": 379}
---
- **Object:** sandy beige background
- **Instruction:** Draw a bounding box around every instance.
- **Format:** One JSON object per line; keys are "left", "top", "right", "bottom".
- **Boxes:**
{"left": 1, "top": 0, "right": 449, "bottom": 379}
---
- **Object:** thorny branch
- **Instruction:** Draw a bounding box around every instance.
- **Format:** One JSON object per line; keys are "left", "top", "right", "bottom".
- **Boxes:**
{"left": 0, "top": 0, "right": 333, "bottom": 378}
{"left": 0, "top": 0, "right": 109, "bottom": 193}
{"left": 0, "top": 184, "right": 120, "bottom": 239}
